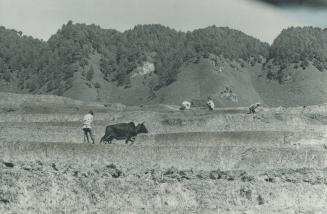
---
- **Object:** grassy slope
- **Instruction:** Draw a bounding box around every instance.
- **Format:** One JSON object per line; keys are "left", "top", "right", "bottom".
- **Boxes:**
{"left": 156, "top": 58, "right": 263, "bottom": 107}
{"left": 63, "top": 52, "right": 154, "bottom": 105}
{"left": 254, "top": 63, "right": 327, "bottom": 107}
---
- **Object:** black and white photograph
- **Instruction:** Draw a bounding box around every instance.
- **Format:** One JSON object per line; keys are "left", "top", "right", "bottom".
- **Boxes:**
{"left": 1, "top": 0, "right": 327, "bottom": 213}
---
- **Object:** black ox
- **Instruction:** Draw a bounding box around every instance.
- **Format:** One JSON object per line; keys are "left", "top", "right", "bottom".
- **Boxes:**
{"left": 100, "top": 122, "right": 148, "bottom": 144}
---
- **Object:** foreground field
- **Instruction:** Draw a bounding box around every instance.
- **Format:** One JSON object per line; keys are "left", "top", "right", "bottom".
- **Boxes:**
{"left": 1, "top": 93, "right": 327, "bottom": 213}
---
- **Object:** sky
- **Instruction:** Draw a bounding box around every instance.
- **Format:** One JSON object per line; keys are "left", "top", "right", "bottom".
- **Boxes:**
{"left": 0, "top": 0, "right": 325, "bottom": 43}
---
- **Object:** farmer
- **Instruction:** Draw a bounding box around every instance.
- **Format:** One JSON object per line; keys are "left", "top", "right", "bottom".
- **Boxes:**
{"left": 248, "top": 103, "right": 260, "bottom": 114}
{"left": 180, "top": 101, "right": 192, "bottom": 110}
{"left": 207, "top": 97, "right": 215, "bottom": 110}
{"left": 83, "top": 110, "right": 95, "bottom": 144}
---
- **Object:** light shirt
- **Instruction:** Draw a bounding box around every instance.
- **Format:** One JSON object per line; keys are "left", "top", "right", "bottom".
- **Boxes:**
{"left": 207, "top": 100, "right": 215, "bottom": 109}
{"left": 83, "top": 113, "right": 93, "bottom": 129}
{"left": 182, "top": 101, "right": 191, "bottom": 110}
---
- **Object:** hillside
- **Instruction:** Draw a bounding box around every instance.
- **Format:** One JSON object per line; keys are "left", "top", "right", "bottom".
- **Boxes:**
{"left": 1, "top": 23, "right": 327, "bottom": 106}
{"left": 257, "top": 27, "right": 327, "bottom": 106}
{"left": 155, "top": 56, "right": 263, "bottom": 107}
{"left": 268, "top": 27, "right": 327, "bottom": 73}
{"left": 0, "top": 22, "right": 268, "bottom": 106}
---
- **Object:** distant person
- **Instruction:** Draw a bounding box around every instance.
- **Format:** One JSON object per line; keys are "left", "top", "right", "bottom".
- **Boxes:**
{"left": 248, "top": 103, "right": 260, "bottom": 114}
{"left": 83, "top": 110, "right": 95, "bottom": 144}
{"left": 207, "top": 97, "right": 215, "bottom": 110}
{"left": 180, "top": 101, "right": 192, "bottom": 110}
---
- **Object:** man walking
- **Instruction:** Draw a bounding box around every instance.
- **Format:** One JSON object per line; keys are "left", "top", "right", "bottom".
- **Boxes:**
{"left": 83, "top": 110, "right": 95, "bottom": 144}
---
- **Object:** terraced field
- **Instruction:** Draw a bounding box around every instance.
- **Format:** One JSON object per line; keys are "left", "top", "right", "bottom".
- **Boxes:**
{"left": 1, "top": 94, "right": 327, "bottom": 213}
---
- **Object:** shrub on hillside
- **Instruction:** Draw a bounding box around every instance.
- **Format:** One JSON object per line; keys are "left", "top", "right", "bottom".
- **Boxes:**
{"left": 94, "top": 82, "right": 101, "bottom": 88}
{"left": 86, "top": 66, "right": 94, "bottom": 81}
{"left": 2, "top": 70, "right": 11, "bottom": 82}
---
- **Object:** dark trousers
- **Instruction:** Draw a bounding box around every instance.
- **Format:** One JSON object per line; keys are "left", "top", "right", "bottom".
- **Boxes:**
{"left": 248, "top": 108, "right": 255, "bottom": 114}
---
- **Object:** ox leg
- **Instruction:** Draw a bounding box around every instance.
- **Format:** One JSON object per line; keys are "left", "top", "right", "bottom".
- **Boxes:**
{"left": 100, "top": 135, "right": 106, "bottom": 144}
{"left": 125, "top": 136, "right": 131, "bottom": 144}
{"left": 129, "top": 136, "right": 136, "bottom": 145}
{"left": 107, "top": 136, "right": 113, "bottom": 144}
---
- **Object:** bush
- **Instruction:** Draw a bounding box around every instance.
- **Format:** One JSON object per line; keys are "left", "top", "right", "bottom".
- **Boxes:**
{"left": 26, "top": 80, "right": 37, "bottom": 92}
{"left": 46, "top": 81, "right": 54, "bottom": 92}
{"left": 65, "top": 78, "right": 73, "bottom": 89}
{"left": 2, "top": 70, "right": 11, "bottom": 82}
{"left": 300, "top": 60, "right": 309, "bottom": 70}
{"left": 280, "top": 64, "right": 287, "bottom": 70}
{"left": 94, "top": 82, "right": 101, "bottom": 88}
{"left": 313, "top": 59, "right": 324, "bottom": 71}
{"left": 266, "top": 71, "right": 275, "bottom": 80}
{"left": 86, "top": 66, "right": 94, "bottom": 81}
